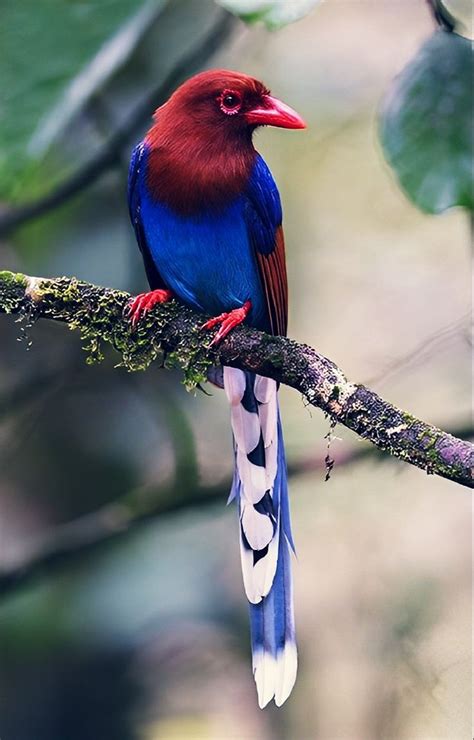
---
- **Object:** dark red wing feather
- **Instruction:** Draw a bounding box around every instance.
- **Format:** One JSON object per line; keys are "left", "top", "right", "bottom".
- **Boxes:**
{"left": 256, "top": 226, "right": 288, "bottom": 337}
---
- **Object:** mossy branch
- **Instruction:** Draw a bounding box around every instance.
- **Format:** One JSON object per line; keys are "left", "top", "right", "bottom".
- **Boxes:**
{"left": 1, "top": 270, "right": 472, "bottom": 489}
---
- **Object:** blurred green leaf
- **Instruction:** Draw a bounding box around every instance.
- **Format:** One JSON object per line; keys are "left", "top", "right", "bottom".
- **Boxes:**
{"left": 216, "top": 0, "right": 320, "bottom": 29}
{"left": 0, "top": 0, "right": 165, "bottom": 201}
{"left": 380, "top": 31, "right": 473, "bottom": 214}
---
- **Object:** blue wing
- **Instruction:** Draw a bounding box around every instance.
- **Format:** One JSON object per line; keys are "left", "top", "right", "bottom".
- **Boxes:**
{"left": 244, "top": 154, "right": 282, "bottom": 255}
{"left": 243, "top": 156, "right": 288, "bottom": 336}
{"left": 128, "top": 143, "right": 166, "bottom": 290}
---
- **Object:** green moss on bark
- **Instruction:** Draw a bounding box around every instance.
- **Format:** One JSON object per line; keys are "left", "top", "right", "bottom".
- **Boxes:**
{"left": 0, "top": 271, "right": 27, "bottom": 312}
{"left": 7, "top": 275, "right": 215, "bottom": 385}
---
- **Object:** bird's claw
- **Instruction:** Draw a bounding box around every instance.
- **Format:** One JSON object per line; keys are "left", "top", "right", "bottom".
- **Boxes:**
{"left": 201, "top": 300, "right": 251, "bottom": 345}
{"left": 127, "top": 289, "right": 173, "bottom": 328}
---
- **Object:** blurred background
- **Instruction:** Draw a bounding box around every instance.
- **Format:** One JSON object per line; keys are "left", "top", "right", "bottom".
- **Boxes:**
{"left": 0, "top": 1, "right": 471, "bottom": 738}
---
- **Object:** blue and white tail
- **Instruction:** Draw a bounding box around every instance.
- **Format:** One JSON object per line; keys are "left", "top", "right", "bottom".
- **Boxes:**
{"left": 223, "top": 366, "right": 297, "bottom": 708}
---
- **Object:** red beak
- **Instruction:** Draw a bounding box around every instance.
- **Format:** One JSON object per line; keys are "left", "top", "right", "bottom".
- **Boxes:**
{"left": 245, "top": 94, "right": 306, "bottom": 130}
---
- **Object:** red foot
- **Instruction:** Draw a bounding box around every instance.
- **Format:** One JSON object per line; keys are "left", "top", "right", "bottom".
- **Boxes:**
{"left": 127, "top": 289, "right": 173, "bottom": 328}
{"left": 201, "top": 300, "right": 251, "bottom": 345}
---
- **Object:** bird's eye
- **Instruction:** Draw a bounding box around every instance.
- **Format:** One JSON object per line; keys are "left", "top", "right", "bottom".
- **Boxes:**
{"left": 219, "top": 90, "right": 242, "bottom": 115}
{"left": 223, "top": 93, "right": 239, "bottom": 107}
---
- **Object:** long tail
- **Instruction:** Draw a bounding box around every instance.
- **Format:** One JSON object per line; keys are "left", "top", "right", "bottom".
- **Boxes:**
{"left": 223, "top": 366, "right": 297, "bottom": 708}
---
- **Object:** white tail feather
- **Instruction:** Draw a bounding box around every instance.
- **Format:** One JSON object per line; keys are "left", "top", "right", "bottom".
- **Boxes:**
{"left": 254, "top": 651, "right": 278, "bottom": 709}
{"left": 240, "top": 538, "right": 260, "bottom": 604}
{"left": 224, "top": 367, "right": 283, "bottom": 623}
{"left": 231, "top": 405, "right": 262, "bottom": 454}
{"left": 253, "top": 642, "right": 297, "bottom": 709}
{"left": 240, "top": 520, "right": 280, "bottom": 603}
{"left": 241, "top": 504, "right": 274, "bottom": 550}
{"left": 252, "top": 526, "right": 280, "bottom": 597}
{"left": 254, "top": 375, "right": 276, "bottom": 404}
{"left": 236, "top": 448, "right": 267, "bottom": 503}
{"left": 274, "top": 643, "right": 298, "bottom": 707}
{"left": 223, "top": 366, "right": 246, "bottom": 404}
{"left": 258, "top": 396, "right": 278, "bottom": 447}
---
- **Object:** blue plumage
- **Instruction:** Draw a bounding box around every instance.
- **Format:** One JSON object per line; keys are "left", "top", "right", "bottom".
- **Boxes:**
{"left": 129, "top": 145, "right": 281, "bottom": 331}
{"left": 127, "top": 69, "right": 305, "bottom": 707}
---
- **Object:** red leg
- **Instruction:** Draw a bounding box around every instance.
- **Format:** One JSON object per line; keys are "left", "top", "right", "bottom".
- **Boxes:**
{"left": 201, "top": 300, "right": 251, "bottom": 345}
{"left": 127, "top": 289, "right": 173, "bottom": 328}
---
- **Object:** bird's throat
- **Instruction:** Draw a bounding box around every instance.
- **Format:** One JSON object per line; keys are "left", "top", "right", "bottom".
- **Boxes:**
{"left": 144, "top": 130, "right": 257, "bottom": 216}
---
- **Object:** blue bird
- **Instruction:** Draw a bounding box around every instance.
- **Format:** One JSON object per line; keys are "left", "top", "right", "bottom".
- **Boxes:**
{"left": 127, "top": 69, "right": 306, "bottom": 707}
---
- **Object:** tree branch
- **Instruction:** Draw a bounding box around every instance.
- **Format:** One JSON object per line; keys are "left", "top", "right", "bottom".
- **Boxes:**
{"left": 0, "top": 10, "right": 237, "bottom": 238}
{"left": 0, "top": 478, "right": 227, "bottom": 598}
{"left": 0, "top": 270, "right": 472, "bottom": 490}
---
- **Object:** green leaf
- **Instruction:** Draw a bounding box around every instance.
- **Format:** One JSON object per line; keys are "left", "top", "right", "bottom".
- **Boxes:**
{"left": 380, "top": 31, "right": 473, "bottom": 214}
{"left": 216, "top": 0, "right": 320, "bottom": 29}
{"left": 0, "top": 0, "right": 165, "bottom": 201}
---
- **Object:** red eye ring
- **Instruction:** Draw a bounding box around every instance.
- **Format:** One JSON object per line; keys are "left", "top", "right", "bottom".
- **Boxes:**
{"left": 219, "top": 89, "right": 242, "bottom": 115}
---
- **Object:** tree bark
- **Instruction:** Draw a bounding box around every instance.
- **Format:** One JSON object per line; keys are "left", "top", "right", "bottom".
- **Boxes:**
{"left": 1, "top": 270, "right": 472, "bottom": 489}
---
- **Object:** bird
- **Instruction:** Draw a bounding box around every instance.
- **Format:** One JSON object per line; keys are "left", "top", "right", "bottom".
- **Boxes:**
{"left": 127, "top": 69, "right": 306, "bottom": 707}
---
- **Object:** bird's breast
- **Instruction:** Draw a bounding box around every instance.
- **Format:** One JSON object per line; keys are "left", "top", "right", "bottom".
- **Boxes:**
{"left": 140, "top": 189, "right": 268, "bottom": 330}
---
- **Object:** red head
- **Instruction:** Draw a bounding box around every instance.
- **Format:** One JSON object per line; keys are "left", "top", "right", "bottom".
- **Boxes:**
{"left": 145, "top": 70, "right": 306, "bottom": 213}
{"left": 150, "top": 69, "right": 305, "bottom": 139}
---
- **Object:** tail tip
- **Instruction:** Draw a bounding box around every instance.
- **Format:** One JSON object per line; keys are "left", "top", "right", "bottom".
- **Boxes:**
{"left": 253, "top": 643, "right": 298, "bottom": 709}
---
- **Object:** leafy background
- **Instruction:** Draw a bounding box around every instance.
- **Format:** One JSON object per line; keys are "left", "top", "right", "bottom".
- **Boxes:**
{"left": 0, "top": 1, "right": 471, "bottom": 739}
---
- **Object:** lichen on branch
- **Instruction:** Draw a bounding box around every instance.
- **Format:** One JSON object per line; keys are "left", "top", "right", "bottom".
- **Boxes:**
{"left": 0, "top": 270, "right": 472, "bottom": 489}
